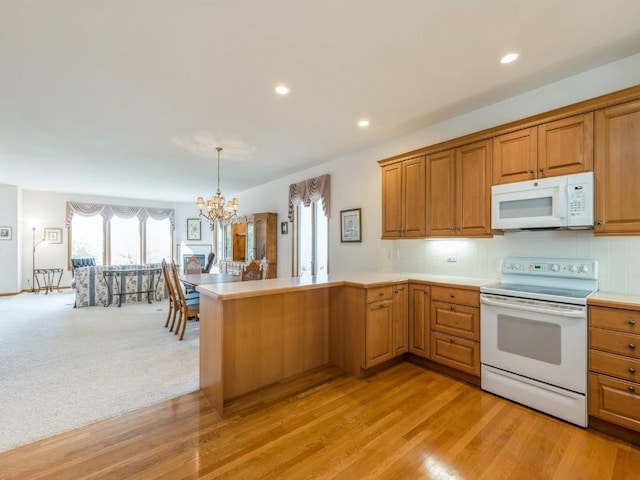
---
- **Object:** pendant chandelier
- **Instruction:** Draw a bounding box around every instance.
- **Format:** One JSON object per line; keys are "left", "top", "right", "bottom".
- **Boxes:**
{"left": 196, "top": 147, "right": 239, "bottom": 228}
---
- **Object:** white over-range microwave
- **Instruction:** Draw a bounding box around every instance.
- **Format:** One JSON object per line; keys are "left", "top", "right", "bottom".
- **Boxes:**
{"left": 491, "top": 172, "right": 594, "bottom": 231}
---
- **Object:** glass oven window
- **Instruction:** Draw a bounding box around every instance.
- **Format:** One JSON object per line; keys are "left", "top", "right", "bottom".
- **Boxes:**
{"left": 499, "top": 196, "right": 553, "bottom": 219}
{"left": 497, "top": 314, "right": 561, "bottom": 365}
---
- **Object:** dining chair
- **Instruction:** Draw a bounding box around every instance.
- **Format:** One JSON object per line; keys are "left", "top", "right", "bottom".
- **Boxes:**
{"left": 162, "top": 260, "right": 179, "bottom": 331}
{"left": 185, "top": 256, "right": 202, "bottom": 274}
{"left": 241, "top": 260, "right": 263, "bottom": 281}
{"left": 171, "top": 262, "right": 199, "bottom": 340}
{"left": 202, "top": 252, "right": 215, "bottom": 273}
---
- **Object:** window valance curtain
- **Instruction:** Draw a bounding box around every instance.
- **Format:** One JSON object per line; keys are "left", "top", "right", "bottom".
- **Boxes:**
{"left": 288, "top": 174, "right": 330, "bottom": 222}
{"left": 65, "top": 202, "right": 176, "bottom": 230}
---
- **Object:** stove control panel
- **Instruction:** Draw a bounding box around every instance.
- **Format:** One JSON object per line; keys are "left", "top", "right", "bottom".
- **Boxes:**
{"left": 501, "top": 257, "right": 598, "bottom": 280}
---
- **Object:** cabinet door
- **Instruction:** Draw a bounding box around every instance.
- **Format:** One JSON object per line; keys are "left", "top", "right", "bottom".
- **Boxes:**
{"left": 589, "top": 372, "right": 640, "bottom": 432}
{"left": 365, "top": 301, "right": 394, "bottom": 368}
{"left": 393, "top": 283, "right": 408, "bottom": 355}
{"left": 426, "top": 149, "right": 456, "bottom": 236}
{"left": 493, "top": 127, "right": 538, "bottom": 185}
{"left": 456, "top": 140, "right": 492, "bottom": 237}
{"left": 381, "top": 163, "right": 403, "bottom": 238}
{"left": 594, "top": 99, "right": 640, "bottom": 234}
{"left": 402, "top": 156, "right": 426, "bottom": 237}
{"left": 538, "top": 113, "right": 593, "bottom": 178}
{"left": 408, "top": 284, "right": 430, "bottom": 358}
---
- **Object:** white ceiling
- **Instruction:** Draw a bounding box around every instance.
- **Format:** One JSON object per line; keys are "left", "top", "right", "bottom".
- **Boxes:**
{"left": 1, "top": 0, "right": 639, "bottom": 203}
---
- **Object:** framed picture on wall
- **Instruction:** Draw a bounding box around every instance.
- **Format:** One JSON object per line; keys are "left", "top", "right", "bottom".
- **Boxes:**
{"left": 187, "top": 218, "right": 201, "bottom": 241}
{"left": 44, "top": 228, "right": 63, "bottom": 244}
{"left": 340, "top": 208, "right": 361, "bottom": 243}
{"left": 0, "top": 226, "right": 11, "bottom": 240}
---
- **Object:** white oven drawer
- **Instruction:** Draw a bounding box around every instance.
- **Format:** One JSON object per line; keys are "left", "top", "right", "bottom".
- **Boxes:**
{"left": 480, "top": 295, "right": 587, "bottom": 393}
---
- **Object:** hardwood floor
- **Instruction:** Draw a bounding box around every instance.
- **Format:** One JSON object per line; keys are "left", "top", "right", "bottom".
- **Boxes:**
{"left": 2, "top": 362, "right": 639, "bottom": 479}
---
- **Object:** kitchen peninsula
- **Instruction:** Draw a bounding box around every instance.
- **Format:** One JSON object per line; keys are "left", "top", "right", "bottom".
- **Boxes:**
{"left": 197, "top": 272, "right": 489, "bottom": 416}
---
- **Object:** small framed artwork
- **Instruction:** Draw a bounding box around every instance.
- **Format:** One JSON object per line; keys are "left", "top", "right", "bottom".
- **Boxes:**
{"left": 0, "top": 226, "right": 12, "bottom": 240}
{"left": 44, "top": 228, "right": 63, "bottom": 244}
{"left": 340, "top": 208, "right": 362, "bottom": 243}
{"left": 187, "top": 218, "right": 202, "bottom": 241}
{"left": 280, "top": 222, "right": 288, "bottom": 235}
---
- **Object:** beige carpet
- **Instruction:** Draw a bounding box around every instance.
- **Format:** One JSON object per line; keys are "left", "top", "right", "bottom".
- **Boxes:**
{"left": 0, "top": 290, "right": 199, "bottom": 453}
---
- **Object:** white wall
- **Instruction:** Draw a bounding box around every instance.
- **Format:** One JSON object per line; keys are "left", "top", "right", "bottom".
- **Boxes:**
{"left": 233, "top": 53, "right": 640, "bottom": 291}
{"left": 0, "top": 184, "right": 21, "bottom": 293}
{"left": 7, "top": 53, "right": 640, "bottom": 293}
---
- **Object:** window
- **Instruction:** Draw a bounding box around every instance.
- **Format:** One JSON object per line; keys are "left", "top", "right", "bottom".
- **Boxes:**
{"left": 110, "top": 216, "right": 141, "bottom": 265}
{"left": 295, "top": 199, "right": 328, "bottom": 277}
{"left": 288, "top": 174, "right": 330, "bottom": 277}
{"left": 145, "top": 218, "right": 172, "bottom": 264}
{"left": 66, "top": 202, "right": 174, "bottom": 266}
{"left": 70, "top": 215, "right": 104, "bottom": 265}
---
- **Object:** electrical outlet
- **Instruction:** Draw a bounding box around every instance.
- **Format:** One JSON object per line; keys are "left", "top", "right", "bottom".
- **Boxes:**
{"left": 447, "top": 255, "right": 457, "bottom": 263}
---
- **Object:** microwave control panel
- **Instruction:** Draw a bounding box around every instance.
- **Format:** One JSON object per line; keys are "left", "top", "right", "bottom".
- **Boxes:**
{"left": 569, "top": 184, "right": 588, "bottom": 219}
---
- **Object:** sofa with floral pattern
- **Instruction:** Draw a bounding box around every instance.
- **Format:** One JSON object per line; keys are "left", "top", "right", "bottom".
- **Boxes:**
{"left": 73, "top": 264, "right": 165, "bottom": 308}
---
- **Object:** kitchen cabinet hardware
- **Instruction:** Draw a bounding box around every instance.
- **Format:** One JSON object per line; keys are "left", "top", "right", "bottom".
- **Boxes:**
{"left": 630, "top": 386, "right": 636, "bottom": 392}
{"left": 629, "top": 367, "right": 636, "bottom": 374}
{"left": 630, "top": 343, "right": 637, "bottom": 350}
{"left": 629, "top": 318, "right": 637, "bottom": 325}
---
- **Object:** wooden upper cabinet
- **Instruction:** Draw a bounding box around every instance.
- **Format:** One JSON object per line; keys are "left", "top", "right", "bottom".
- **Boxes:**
{"left": 493, "top": 114, "right": 593, "bottom": 185}
{"left": 493, "top": 127, "right": 538, "bottom": 185}
{"left": 381, "top": 156, "right": 426, "bottom": 239}
{"left": 426, "top": 140, "right": 492, "bottom": 237}
{"left": 594, "top": 99, "right": 640, "bottom": 235}
{"left": 426, "top": 150, "right": 456, "bottom": 236}
{"left": 381, "top": 162, "right": 403, "bottom": 238}
{"left": 456, "top": 140, "right": 492, "bottom": 237}
{"left": 538, "top": 113, "right": 593, "bottom": 177}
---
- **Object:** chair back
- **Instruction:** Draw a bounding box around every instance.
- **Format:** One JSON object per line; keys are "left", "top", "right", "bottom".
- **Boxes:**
{"left": 202, "top": 252, "right": 215, "bottom": 273}
{"left": 161, "top": 260, "right": 177, "bottom": 300}
{"left": 185, "top": 256, "right": 202, "bottom": 274}
{"left": 241, "top": 260, "right": 263, "bottom": 281}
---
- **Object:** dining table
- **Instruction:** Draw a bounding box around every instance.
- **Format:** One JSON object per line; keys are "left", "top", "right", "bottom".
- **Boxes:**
{"left": 179, "top": 272, "right": 242, "bottom": 290}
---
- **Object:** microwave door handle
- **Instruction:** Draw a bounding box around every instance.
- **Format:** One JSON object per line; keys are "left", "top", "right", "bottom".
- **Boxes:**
{"left": 557, "top": 185, "right": 568, "bottom": 219}
{"left": 480, "top": 295, "right": 585, "bottom": 318}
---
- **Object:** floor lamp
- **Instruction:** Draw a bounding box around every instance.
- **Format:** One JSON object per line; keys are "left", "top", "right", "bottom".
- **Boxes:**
{"left": 30, "top": 227, "right": 47, "bottom": 293}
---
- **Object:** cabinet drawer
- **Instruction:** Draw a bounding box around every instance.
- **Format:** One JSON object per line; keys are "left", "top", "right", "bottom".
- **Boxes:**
{"left": 588, "top": 372, "right": 640, "bottom": 432}
{"left": 590, "top": 306, "right": 640, "bottom": 334}
{"left": 430, "top": 286, "right": 479, "bottom": 307}
{"left": 431, "top": 301, "right": 479, "bottom": 340}
{"left": 366, "top": 286, "right": 393, "bottom": 303}
{"left": 430, "top": 332, "right": 480, "bottom": 376}
{"left": 590, "top": 327, "right": 640, "bottom": 359}
{"left": 589, "top": 350, "right": 640, "bottom": 382}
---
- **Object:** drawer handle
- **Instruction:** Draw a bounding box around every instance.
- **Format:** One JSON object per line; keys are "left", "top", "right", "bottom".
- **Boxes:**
{"left": 630, "top": 343, "right": 637, "bottom": 350}
{"left": 629, "top": 367, "right": 636, "bottom": 374}
{"left": 449, "top": 338, "right": 455, "bottom": 343}
{"left": 450, "top": 305, "right": 455, "bottom": 311}
{"left": 630, "top": 318, "right": 637, "bottom": 326}
{"left": 378, "top": 292, "right": 384, "bottom": 297}
{"left": 450, "top": 294, "right": 455, "bottom": 298}
{"left": 630, "top": 386, "right": 636, "bottom": 393}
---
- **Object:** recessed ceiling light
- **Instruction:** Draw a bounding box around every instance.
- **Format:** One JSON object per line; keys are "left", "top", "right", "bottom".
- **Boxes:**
{"left": 358, "top": 119, "right": 370, "bottom": 128}
{"left": 275, "top": 84, "right": 291, "bottom": 95}
{"left": 500, "top": 53, "right": 519, "bottom": 64}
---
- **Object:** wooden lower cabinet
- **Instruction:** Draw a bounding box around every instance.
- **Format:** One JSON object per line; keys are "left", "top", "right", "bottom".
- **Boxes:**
{"left": 588, "top": 304, "right": 640, "bottom": 433}
{"left": 589, "top": 372, "right": 640, "bottom": 431}
{"left": 408, "top": 283, "right": 430, "bottom": 358}
{"left": 430, "top": 331, "right": 480, "bottom": 376}
{"left": 393, "top": 283, "right": 408, "bottom": 355}
{"left": 429, "top": 285, "right": 481, "bottom": 376}
{"left": 365, "top": 298, "right": 394, "bottom": 368}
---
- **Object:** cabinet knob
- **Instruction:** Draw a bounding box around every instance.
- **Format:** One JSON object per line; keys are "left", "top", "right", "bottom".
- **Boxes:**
{"left": 539, "top": 167, "right": 545, "bottom": 176}
{"left": 629, "top": 343, "right": 636, "bottom": 350}
{"left": 597, "top": 220, "right": 604, "bottom": 225}
{"left": 379, "top": 292, "right": 384, "bottom": 297}
{"left": 630, "top": 386, "right": 636, "bottom": 392}
{"left": 450, "top": 294, "right": 455, "bottom": 298}
{"left": 449, "top": 338, "right": 455, "bottom": 343}
{"left": 529, "top": 169, "right": 534, "bottom": 175}
{"left": 629, "top": 367, "right": 636, "bottom": 374}
{"left": 629, "top": 318, "right": 637, "bottom": 326}
{"left": 450, "top": 305, "right": 455, "bottom": 311}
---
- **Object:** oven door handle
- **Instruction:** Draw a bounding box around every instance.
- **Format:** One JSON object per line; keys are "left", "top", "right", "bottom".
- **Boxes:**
{"left": 480, "top": 295, "right": 586, "bottom": 318}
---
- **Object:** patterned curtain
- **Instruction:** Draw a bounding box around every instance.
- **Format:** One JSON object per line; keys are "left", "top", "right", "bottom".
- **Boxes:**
{"left": 287, "top": 174, "right": 330, "bottom": 222}
{"left": 65, "top": 202, "right": 176, "bottom": 230}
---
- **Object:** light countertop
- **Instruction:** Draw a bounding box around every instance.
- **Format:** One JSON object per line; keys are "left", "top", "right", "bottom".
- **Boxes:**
{"left": 197, "top": 271, "right": 496, "bottom": 301}
{"left": 588, "top": 291, "right": 640, "bottom": 309}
